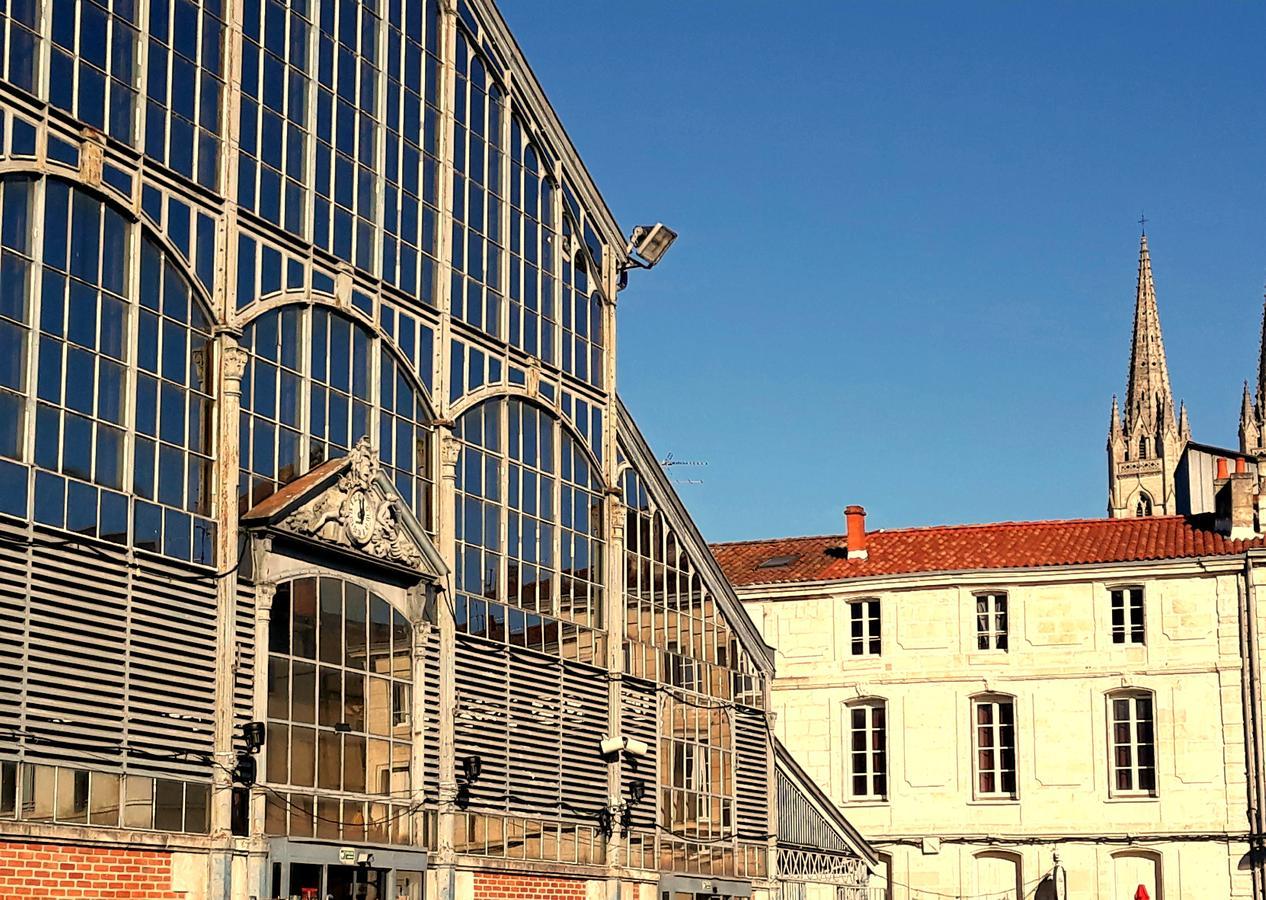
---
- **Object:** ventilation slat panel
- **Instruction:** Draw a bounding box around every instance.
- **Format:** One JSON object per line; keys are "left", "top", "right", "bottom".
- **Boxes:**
{"left": 620, "top": 677, "right": 658, "bottom": 829}
{"left": 734, "top": 706, "right": 770, "bottom": 839}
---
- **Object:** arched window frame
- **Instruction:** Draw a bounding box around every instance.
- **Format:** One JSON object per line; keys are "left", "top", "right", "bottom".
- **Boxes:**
{"left": 972, "top": 849, "right": 1023, "bottom": 899}
{"left": 1135, "top": 492, "right": 1153, "bottom": 517}
{"left": 845, "top": 697, "right": 888, "bottom": 802}
{"left": 970, "top": 692, "right": 1018, "bottom": 801}
{"left": 0, "top": 173, "right": 219, "bottom": 564}
{"left": 261, "top": 569, "right": 418, "bottom": 845}
{"left": 1106, "top": 688, "right": 1157, "bottom": 798}
{"left": 449, "top": 393, "right": 606, "bottom": 665}
{"left": 236, "top": 299, "right": 437, "bottom": 532}
{"left": 1110, "top": 848, "right": 1163, "bottom": 899}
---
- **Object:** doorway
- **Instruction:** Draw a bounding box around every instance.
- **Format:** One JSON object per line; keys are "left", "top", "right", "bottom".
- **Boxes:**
{"left": 276, "top": 862, "right": 422, "bottom": 900}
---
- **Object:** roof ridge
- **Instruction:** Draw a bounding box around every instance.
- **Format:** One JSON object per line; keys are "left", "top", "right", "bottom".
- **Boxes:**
{"left": 711, "top": 515, "right": 1194, "bottom": 548}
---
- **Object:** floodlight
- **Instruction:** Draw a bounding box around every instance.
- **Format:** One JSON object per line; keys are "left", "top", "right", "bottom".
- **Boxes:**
{"left": 627, "top": 223, "right": 677, "bottom": 269}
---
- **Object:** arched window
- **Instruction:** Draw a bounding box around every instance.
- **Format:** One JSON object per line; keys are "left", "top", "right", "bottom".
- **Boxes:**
{"left": 846, "top": 699, "right": 887, "bottom": 800}
{"left": 238, "top": 305, "right": 434, "bottom": 530}
{"left": 974, "top": 850, "right": 1022, "bottom": 899}
{"left": 264, "top": 575, "right": 414, "bottom": 844}
{"left": 1112, "top": 849, "right": 1162, "bottom": 899}
{"left": 971, "top": 694, "right": 1017, "bottom": 800}
{"left": 451, "top": 396, "right": 604, "bottom": 663}
{"left": 0, "top": 175, "right": 216, "bottom": 563}
{"left": 1107, "top": 690, "right": 1156, "bottom": 796}
{"left": 1135, "top": 493, "right": 1153, "bottom": 517}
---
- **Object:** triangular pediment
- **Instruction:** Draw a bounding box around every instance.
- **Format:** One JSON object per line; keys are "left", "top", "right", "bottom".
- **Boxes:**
{"left": 242, "top": 437, "right": 447, "bottom": 580}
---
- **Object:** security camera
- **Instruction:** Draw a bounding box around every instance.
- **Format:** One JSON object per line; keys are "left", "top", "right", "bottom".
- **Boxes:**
{"left": 600, "top": 736, "right": 625, "bottom": 756}
{"left": 623, "top": 738, "right": 649, "bottom": 758}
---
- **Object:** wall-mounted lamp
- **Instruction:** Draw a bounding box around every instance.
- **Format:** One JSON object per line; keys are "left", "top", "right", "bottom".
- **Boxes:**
{"left": 618, "top": 222, "right": 678, "bottom": 290}
{"left": 242, "top": 722, "right": 266, "bottom": 754}
{"left": 627, "top": 223, "right": 677, "bottom": 268}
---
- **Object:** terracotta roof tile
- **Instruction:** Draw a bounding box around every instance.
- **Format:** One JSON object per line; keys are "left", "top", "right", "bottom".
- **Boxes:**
{"left": 711, "top": 515, "right": 1266, "bottom": 587}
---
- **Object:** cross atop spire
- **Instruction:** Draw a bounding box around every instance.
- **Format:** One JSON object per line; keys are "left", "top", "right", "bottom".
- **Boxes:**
{"left": 1123, "top": 232, "right": 1176, "bottom": 443}
{"left": 1138, "top": 212, "right": 1147, "bottom": 235}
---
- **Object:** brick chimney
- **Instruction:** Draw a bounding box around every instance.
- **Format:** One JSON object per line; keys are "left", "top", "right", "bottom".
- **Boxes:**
{"left": 845, "top": 505, "right": 868, "bottom": 560}
{"left": 1214, "top": 464, "right": 1259, "bottom": 539}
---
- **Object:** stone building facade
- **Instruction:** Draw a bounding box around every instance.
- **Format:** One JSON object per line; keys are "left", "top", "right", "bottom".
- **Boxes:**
{"left": 0, "top": 0, "right": 875, "bottom": 897}
{"left": 715, "top": 514, "right": 1266, "bottom": 900}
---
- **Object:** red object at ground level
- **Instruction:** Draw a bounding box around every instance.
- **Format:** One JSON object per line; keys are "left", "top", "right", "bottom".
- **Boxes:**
{"left": 1135, "top": 886, "right": 1150, "bottom": 900}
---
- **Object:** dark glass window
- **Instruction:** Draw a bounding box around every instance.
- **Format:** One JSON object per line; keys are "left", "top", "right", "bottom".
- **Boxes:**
{"left": 1110, "top": 692, "right": 1156, "bottom": 796}
{"left": 850, "top": 599, "right": 881, "bottom": 656}
{"left": 1111, "top": 587, "right": 1145, "bottom": 644}
{"left": 849, "top": 702, "right": 887, "bottom": 800}
{"left": 976, "top": 593, "right": 1008, "bottom": 651}
{"left": 973, "top": 697, "right": 1017, "bottom": 799}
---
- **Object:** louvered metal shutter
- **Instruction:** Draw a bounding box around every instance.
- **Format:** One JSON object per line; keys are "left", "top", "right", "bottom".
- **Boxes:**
{"left": 507, "top": 649, "right": 560, "bottom": 812}
{"left": 233, "top": 582, "right": 256, "bottom": 734}
{"left": 734, "top": 705, "right": 770, "bottom": 839}
{"left": 0, "top": 522, "right": 218, "bottom": 778}
{"left": 27, "top": 535, "right": 129, "bottom": 766}
{"left": 619, "top": 677, "right": 658, "bottom": 829}
{"left": 776, "top": 767, "right": 848, "bottom": 852}
{"left": 453, "top": 635, "right": 610, "bottom": 820}
{"left": 128, "top": 554, "right": 218, "bottom": 775}
{"left": 559, "top": 659, "right": 608, "bottom": 816}
{"left": 0, "top": 521, "right": 26, "bottom": 742}
{"left": 421, "top": 628, "right": 441, "bottom": 796}
{"left": 454, "top": 637, "right": 509, "bottom": 808}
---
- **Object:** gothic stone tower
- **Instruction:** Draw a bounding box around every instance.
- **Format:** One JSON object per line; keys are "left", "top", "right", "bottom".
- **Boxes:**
{"left": 1108, "top": 233, "right": 1189, "bottom": 517}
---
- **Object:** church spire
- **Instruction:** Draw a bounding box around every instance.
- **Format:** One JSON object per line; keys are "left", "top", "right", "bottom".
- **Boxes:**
{"left": 1243, "top": 293, "right": 1266, "bottom": 456}
{"left": 1109, "top": 229, "right": 1182, "bottom": 518}
{"left": 1240, "top": 381, "right": 1259, "bottom": 454}
{"left": 1124, "top": 233, "right": 1176, "bottom": 438}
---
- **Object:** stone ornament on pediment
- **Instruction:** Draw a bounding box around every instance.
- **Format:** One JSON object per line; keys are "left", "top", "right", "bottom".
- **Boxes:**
{"left": 280, "top": 436, "right": 424, "bottom": 569}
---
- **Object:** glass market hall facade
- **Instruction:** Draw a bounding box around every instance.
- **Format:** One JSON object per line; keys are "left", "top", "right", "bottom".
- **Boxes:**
{"left": 0, "top": 0, "right": 873, "bottom": 897}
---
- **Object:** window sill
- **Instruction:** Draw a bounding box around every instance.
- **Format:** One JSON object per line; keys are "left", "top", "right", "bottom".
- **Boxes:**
{"left": 841, "top": 799, "right": 889, "bottom": 808}
{"left": 1105, "top": 794, "right": 1159, "bottom": 803}
{"left": 967, "top": 797, "right": 1020, "bottom": 806}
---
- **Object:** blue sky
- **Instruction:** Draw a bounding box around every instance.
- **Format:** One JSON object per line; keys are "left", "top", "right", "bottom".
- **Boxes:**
{"left": 500, "top": 1, "right": 1266, "bottom": 542}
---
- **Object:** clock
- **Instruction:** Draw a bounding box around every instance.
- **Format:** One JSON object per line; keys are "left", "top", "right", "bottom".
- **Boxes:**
{"left": 343, "top": 489, "right": 375, "bottom": 545}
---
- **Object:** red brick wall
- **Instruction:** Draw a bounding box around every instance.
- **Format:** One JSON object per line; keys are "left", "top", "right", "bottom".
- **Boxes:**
{"left": 0, "top": 841, "right": 181, "bottom": 899}
{"left": 473, "top": 871, "right": 589, "bottom": 900}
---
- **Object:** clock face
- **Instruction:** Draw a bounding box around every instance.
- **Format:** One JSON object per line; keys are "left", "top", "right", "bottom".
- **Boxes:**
{"left": 344, "top": 489, "right": 374, "bottom": 545}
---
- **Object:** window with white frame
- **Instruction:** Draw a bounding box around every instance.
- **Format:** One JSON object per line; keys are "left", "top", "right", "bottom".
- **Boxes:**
{"left": 849, "top": 599, "right": 880, "bottom": 656}
{"left": 975, "top": 593, "right": 1007, "bottom": 651}
{"left": 1111, "top": 587, "right": 1145, "bottom": 644}
{"left": 1109, "top": 691, "right": 1156, "bottom": 796}
{"left": 972, "top": 696, "right": 1017, "bottom": 799}
{"left": 847, "top": 700, "right": 887, "bottom": 800}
